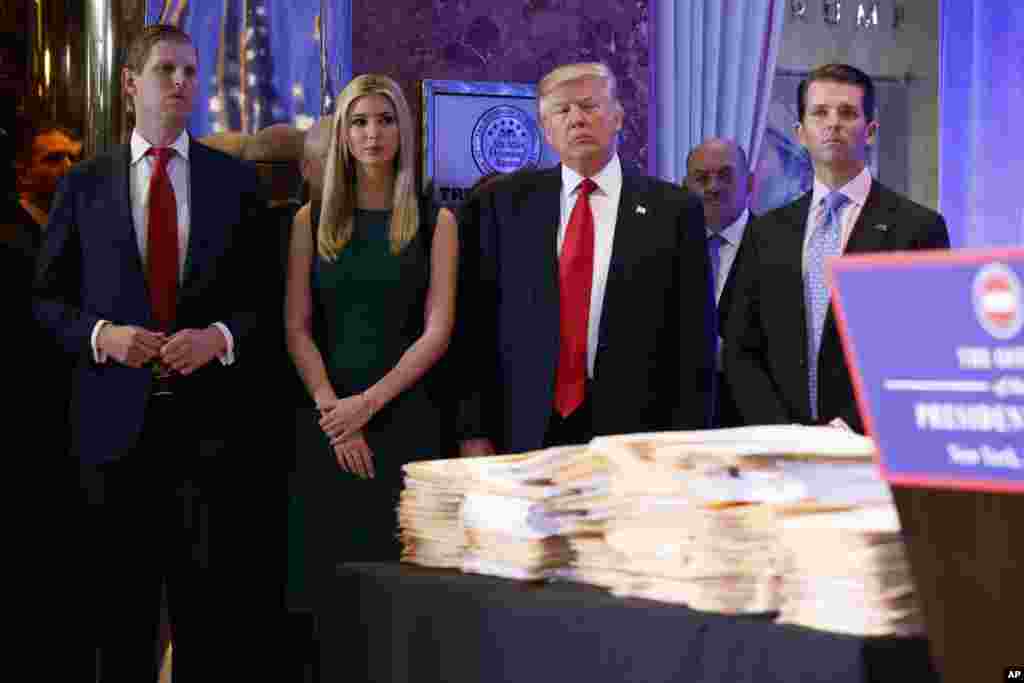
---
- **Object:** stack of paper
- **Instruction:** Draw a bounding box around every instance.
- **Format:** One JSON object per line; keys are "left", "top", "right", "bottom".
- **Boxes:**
{"left": 603, "top": 499, "right": 780, "bottom": 612}
{"left": 776, "top": 504, "right": 924, "bottom": 636}
{"left": 583, "top": 426, "right": 881, "bottom": 613}
{"left": 399, "top": 448, "right": 587, "bottom": 578}
{"left": 398, "top": 457, "right": 476, "bottom": 568}
{"left": 400, "top": 425, "right": 921, "bottom": 634}
{"left": 399, "top": 454, "right": 541, "bottom": 568}
{"left": 459, "top": 447, "right": 585, "bottom": 580}
{"left": 543, "top": 449, "right": 618, "bottom": 583}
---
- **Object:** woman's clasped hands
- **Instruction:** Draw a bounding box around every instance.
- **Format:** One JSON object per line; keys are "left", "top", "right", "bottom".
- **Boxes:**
{"left": 318, "top": 394, "right": 378, "bottom": 479}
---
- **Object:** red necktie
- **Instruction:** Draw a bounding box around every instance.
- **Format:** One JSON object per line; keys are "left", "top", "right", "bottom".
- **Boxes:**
{"left": 146, "top": 147, "right": 178, "bottom": 331}
{"left": 554, "top": 177, "right": 597, "bottom": 417}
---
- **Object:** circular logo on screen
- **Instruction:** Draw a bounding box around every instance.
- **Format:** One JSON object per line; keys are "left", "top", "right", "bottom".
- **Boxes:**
{"left": 471, "top": 105, "right": 542, "bottom": 175}
{"left": 973, "top": 262, "right": 1024, "bottom": 340}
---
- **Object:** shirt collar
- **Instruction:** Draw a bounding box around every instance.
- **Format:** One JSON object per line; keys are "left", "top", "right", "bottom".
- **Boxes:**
{"left": 130, "top": 128, "right": 190, "bottom": 165}
{"left": 707, "top": 208, "right": 750, "bottom": 247}
{"left": 810, "top": 165, "right": 872, "bottom": 211}
{"left": 561, "top": 153, "right": 622, "bottom": 198}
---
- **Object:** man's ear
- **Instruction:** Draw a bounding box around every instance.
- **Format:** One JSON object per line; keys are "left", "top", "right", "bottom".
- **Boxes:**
{"left": 795, "top": 121, "right": 808, "bottom": 149}
{"left": 122, "top": 67, "right": 136, "bottom": 99}
{"left": 541, "top": 120, "right": 555, "bottom": 149}
{"left": 13, "top": 158, "right": 27, "bottom": 189}
{"left": 866, "top": 119, "right": 879, "bottom": 146}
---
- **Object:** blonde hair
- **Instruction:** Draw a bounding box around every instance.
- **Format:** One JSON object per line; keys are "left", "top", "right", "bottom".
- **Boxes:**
{"left": 318, "top": 74, "right": 419, "bottom": 260}
{"left": 537, "top": 62, "right": 623, "bottom": 119}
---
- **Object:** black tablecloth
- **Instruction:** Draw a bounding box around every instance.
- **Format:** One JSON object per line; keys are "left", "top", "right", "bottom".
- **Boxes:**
{"left": 319, "top": 563, "right": 938, "bottom": 683}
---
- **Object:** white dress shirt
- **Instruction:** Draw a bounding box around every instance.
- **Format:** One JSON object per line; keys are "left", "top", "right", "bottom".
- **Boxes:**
{"left": 801, "top": 166, "right": 873, "bottom": 275}
{"left": 90, "top": 129, "right": 234, "bottom": 364}
{"left": 708, "top": 208, "right": 750, "bottom": 305}
{"left": 129, "top": 128, "right": 192, "bottom": 280}
{"left": 558, "top": 154, "right": 623, "bottom": 378}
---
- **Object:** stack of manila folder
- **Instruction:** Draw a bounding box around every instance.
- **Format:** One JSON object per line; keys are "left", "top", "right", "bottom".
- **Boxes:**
{"left": 564, "top": 426, "right": 860, "bottom": 613}
{"left": 459, "top": 447, "right": 585, "bottom": 579}
{"left": 399, "top": 425, "right": 924, "bottom": 636}
{"left": 399, "top": 456, "right": 476, "bottom": 569}
{"left": 400, "top": 448, "right": 585, "bottom": 578}
{"left": 775, "top": 504, "right": 924, "bottom": 636}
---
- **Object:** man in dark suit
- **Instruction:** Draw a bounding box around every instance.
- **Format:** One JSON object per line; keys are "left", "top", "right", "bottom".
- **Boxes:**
{"left": 458, "top": 62, "right": 715, "bottom": 455}
{"left": 724, "top": 63, "right": 949, "bottom": 433}
{"left": 685, "top": 138, "right": 754, "bottom": 427}
{"left": 33, "top": 24, "right": 265, "bottom": 681}
{"left": 8, "top": 115, "right": 80, "bottom": 566}
{"left": 15, "top": 119, "right": 82, "bottom": 235}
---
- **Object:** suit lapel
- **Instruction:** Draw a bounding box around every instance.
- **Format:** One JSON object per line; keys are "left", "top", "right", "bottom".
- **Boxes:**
{"left": 779, "top": 193, "right": 812, "bottom": 340}
{"left": 540, "top": 167, "right": 563, "bottom": 288}
{"left": 597, "top": 172, "right": 643, "bottom": 352}
{"left": 771, "top": 194, "right": 814, "bottom": 417}
{"left": 181, "top": 141, "right": 215, "bottom": 293}
{"left": 823, "top": 180, "right": 890, "bottom": 333}
{"left": 843, "top": 181, "right": 891, "bottom": 255}
{"left": 718, "top": 215, "right": 751, "bottom": 325}
{"left": 520, "top": 167, "right": 563, "bottom": 317}
{"left": 821, "top": 180, "right": 891, "bottom": 361}
{"left": 110, "top": 145, "right": 154, "bottom": 323}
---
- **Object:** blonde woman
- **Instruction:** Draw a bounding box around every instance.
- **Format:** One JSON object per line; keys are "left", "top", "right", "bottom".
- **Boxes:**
{"left": 286, "top": 74, "right": 457, "bottom": 574}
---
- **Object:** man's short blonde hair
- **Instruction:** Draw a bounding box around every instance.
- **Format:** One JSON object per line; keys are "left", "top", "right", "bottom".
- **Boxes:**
{"left": 537, "top": 62, "right": 622, "bottom": 118}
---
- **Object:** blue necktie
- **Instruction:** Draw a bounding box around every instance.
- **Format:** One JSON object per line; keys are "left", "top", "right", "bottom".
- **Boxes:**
{"left": 804, "top": 191, "right": 850, "bottom": 420}
{"left": 708, "top": 233, "right": 727, "bottom": 303}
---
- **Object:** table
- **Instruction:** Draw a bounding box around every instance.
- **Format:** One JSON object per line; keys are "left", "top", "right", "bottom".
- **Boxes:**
{"left": 318, "top": 563, "right": 938, "bottom": 683}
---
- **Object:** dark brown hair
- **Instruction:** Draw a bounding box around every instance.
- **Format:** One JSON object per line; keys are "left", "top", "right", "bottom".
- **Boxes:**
{"left": 797, "top": 63, "right": 876, "bottom": 122}
{"left": 14, "top": 112, "right": 79, "bottom": 166}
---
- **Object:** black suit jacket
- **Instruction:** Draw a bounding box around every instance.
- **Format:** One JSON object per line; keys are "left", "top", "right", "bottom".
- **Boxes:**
{"left": 723, "top": 180, "right": 949, "bottom": 433}
{"left": 714, "top": 215, "right": 753, "bottom": 428}
{"left": 33, "top": 139, "right": 264, "bottom": 465}
{"left": 457, "top": 164, "right": 716, "bottom": 453}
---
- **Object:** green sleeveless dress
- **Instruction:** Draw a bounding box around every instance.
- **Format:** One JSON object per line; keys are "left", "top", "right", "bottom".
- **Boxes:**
{"left": 296, "top": 202, "right": 442, "bottom": 601}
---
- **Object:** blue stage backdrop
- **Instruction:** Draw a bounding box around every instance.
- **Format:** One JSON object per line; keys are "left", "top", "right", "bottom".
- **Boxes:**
{"left": 146, "top": 0, "right": 352, "bottom": 136}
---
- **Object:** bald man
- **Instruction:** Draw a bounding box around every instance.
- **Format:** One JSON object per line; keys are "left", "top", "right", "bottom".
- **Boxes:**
{"left": 685, "top": 138, "right": 753, "bottom": 427}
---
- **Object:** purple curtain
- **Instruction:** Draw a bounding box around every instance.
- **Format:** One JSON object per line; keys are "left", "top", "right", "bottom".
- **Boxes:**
{"left": 939, "top": 0, "right": 1024, "bottom": 247}
{"left": 654, "top": 0, "right": 784, "bottom": 182}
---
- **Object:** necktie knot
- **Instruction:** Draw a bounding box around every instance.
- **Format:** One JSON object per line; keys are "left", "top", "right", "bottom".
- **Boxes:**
{"left": 147, "top": 146, "right": 174, "bottom": 170}
{"left": 822, "top": 190, "right": 849, "bottom": 218}
{"left": 577, "top": 177, "right": 597, "bottom": 197}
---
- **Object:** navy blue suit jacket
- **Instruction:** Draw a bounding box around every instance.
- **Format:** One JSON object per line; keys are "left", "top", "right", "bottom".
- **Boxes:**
{"left": 33, "top": 139, "right": 263, "bottom": 465}
{"left": 457, "top": 165, "right": 716, "bottom": 453}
